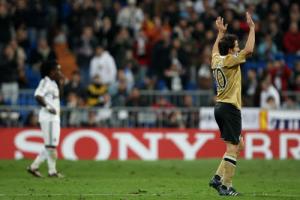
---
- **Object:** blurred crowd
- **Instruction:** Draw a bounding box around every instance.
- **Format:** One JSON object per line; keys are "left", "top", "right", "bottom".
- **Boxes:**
{"left": 0, "top": 0, "right": 300, "bottom": 127}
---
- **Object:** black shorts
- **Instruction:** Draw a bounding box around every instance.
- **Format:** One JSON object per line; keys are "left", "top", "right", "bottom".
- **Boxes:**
{"left": 214, "top": 102, "right": 241, "bottom": 145}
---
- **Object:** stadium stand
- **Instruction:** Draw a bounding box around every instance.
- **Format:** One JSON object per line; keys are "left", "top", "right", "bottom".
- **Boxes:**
{"left": 0, "top": 0, "right": 299, "bottom": 127}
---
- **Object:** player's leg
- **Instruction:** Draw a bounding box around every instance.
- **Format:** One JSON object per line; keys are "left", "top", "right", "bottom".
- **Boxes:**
{"left": 212, "top": 141, "right": 240, "bottom": 180}
{"left": 27, "top": 148, "right": 46, "bottom": 177}
{"left": 213, "top": 103, "right": 241, "bottom": 195}
{"left": 218, "top": 127, "right": 242, "bottom": 195}
{"left": 46, "top": 121, "right": 63, "bottom": 178}
{"left": 46, "top": 146, "right": 60, "bottom": 176}
{"left": 27, "top": 122, "right": 49, "bottom": 177}
{"left": 236, "top": 137, "right": 244, "bottom": 158}
{"left": 222, "top": 142, "right": 238, "bottom": 188}
{"left": 209, "top": 158, "right": 224, "bottom": 190}
{"left": 216, "top": 142, "right": 240, "bottom": 196}
{"left": 223, "top": 137, "right": 244, "bottom": 187}
{"left": 209, "top": 103, "right": 224, "bottom": 190}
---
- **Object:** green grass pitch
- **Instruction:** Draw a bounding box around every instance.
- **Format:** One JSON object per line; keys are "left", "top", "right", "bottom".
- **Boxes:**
{"left": 0, "top": 160, "right": 299, "bottom": 200}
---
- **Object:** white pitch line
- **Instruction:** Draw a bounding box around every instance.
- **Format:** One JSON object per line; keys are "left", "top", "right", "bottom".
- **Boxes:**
{"left": 248, "top": 193, "right": 300, "bottom": 198}
{"left": 0, "top": 193, "right": 173, "bottom": 197}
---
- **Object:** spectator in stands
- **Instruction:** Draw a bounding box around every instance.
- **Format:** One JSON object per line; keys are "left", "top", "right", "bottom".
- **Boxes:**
{"left": 152, "top": 97, "right": 174, "bottom": 126}
{"left": 29, "top": 38, "right": 57, "bottom": 71}
{"left": 268, "top": 21, "right": 283, "bottom": 51}
{"left": 268, "top": 58, "right": 292, "bottom": 91}
{"left": 90, "top": 44, "right": 117, "bottom": 86}
{"left": 292, "top": 74, "right": 300, "bottom": 92}
{"left": 64, "top": 70, "right": 85, "bottom": 100}
{"left": 150, "top": 30, "right": 172, "bottom": 86}
{"left": 144, "top": 15, "right": 170, "bottom": 44}
{"left": 133, "top": 29, "right": 151, "bottom": 68}
{"left": 289, "top": 3, "right": 300, "bottom": 25}
{"left": 75, "top": 26, "right": 98, "bottom": 84}
{"left": 243, "top": 69, "right": 258, "bottom": 106}
{"left": 95, "top": 17, "right": 115, "bottom": 52}
{"left": 289, "top": 61, "right": 300, "bottom": 92}
{"left": 230, "top": 19, "right": 244, "bottom": 40}
{"left": 117, "top": 0, "right": 144, "bottom": 33}
{"left": 260, "top": 76, "right": 280, "bottom": 109}
{"left": 194, "top": 0, "right": 215, "bottom": 15}
{"left": 283, "top": 22, "right": 300, "bottom": 53}
{"left": 111, "top": 71, "right": 129, "bottom": 106}
{"left": 15, "top": 24, "right": 30, "bottom": 53}
{"left": 152, "top": 96, "right": 174, "bottom": 109}
{"left": 165, "top": 38, "right": 189, "bottom": 90}
{"left": 0, "top": 93, "right": 4, "bottom": 105}
{"left": 125, "top": 87, "right": 145, "bottom": 127}
{"left": 66, "top": 92, "right": 84, "bottom": 127}
{"left": 122, "top": 50, "right": 139, "bottom": 89}
{"left": 81, "top": 110, "right": 98, "bottom": 127}
{"left": 192, "top": 21, "right": 206, "bottom": 44}
{"left": 0, "top": 1, "right": 12, "bottom": 47}
{"left": 86, "top": 75, "right": 110, "bottom": 107}
{"left": 282, "top": 96, "right": 299, "bottom": 110}
{"left": 0, "top": 44, "right": 19, "bottom": 104}
{"left": 24, "top": 110, "right": 39, "bottom": 127}
{"left": 12, "top": 0, "right": 29, "bottom": 29}
{"left": 179, "top": 0, "right": 195, "bottom": 20}
{"left": 66, "top": 1, "right": 83, "bottom": 41}
{"left": 86, "top": 69, "right": 113, "bottom": 124}
{"left": 27, "top": 0, "right": 48, "bottom": 45}
{"left": 198, "top": 56, "right": 213, "bottom": 90}
{"left": 166, "top": 110, "right": 185, "bottom": 128}
{"left": 264, "top": 96, "right": 277, "bottom": 110}
{"left": 0, "top": 93, "right": 8, "bottom": 125}
{"left": 258, "top": 34, "right": 278, "bottom": 60}
{"left": 181, "top": 95, "right": 199, "bottom": 128}
{"left": 10, "top": 39, "right": 27, "bottom": 88}
{"left": 126, "top": 87, "right": 147, "bottom": 107}
{"left": 82, "top": 0, "right": 97, "bottom": 22}
{"left": 111, "top": 27, "right": 133, "bottom": 68}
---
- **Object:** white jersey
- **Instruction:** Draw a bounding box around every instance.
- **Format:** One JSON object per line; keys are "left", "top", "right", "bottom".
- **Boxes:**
{"left": 34, "top": 76, "right": 60, "bottom": 122}
{"left": 89, "top": 51, "right": 117, "bottom": 85}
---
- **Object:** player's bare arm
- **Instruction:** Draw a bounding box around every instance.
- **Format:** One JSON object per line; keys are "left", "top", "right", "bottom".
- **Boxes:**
{"left": 243, "top": 12, "right": 255, "bottom": 55}
{"left": 35, "top": 95, "right": 57, "bottom": 115}
{"left": 212, "top": 17, "right": 228, "bottom": 55}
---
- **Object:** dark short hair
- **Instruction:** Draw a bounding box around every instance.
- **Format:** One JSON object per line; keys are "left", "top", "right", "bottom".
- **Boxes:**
{"left": 218, "top": 34, "right": 238, "bottom": 56}
{"left": 41, "top": 60, "right": 58, "bottom": 78}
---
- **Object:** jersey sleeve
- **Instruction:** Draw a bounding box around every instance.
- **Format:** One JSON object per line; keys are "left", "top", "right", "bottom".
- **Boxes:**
{"left": 223, "top": 50, "right": 247, "bottom": 68}
{"left": 211, "top": 53, "right": 220, "bottom": 69}
{"left": 34, "top": 79, "right": 47, "bottom": 97}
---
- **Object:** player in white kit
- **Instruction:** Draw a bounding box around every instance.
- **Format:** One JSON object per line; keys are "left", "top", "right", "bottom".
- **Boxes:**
{"left": 27, "top": 60, "right": 64, "bottom": 178}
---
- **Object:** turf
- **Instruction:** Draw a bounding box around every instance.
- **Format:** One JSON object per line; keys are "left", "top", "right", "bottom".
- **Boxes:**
{"left": 0, "top": 160, "right": 299, "bottom": 200}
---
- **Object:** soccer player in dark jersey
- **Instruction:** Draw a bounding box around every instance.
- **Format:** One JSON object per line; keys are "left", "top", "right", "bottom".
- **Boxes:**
{"left": 209, "top": 12, "right": 255, "bottom": 196}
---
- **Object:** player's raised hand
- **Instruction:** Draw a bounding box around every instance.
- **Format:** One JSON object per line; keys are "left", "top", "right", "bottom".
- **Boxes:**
{"left": 215, "top": 16, "right": 228, "bottom": 33}
{"left": 246, "top": 12, "right": 255, "bottom": 28}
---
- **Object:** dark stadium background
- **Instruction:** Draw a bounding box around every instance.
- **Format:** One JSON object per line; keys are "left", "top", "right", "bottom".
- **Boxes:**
{"left": 0, "top": 0, "right": 299, "bottom": 128}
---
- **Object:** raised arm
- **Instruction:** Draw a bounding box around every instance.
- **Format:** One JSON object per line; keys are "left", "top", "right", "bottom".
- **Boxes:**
{"left": 212, "top": 17, "right": 228, "bottom": 55}
{"left": 243, "top": 12, "right": 255, "bottom": 55}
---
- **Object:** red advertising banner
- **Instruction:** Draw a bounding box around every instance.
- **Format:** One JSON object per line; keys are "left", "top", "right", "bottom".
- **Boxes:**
{"left": 0, "top": 128, "right": 299, "bottom": 160}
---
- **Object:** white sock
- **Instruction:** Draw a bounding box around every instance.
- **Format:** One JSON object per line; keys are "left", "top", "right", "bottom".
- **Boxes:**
{"left": 31, "top": 148, "right": 47, "bottom": 169}
{"left": 46, "top": 148, "right": 57, "bottom": 174}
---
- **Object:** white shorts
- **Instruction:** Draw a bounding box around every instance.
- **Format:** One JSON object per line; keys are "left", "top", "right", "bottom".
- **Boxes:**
{"left": 40, "top": 121, "right": 61, "bottom": 147}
